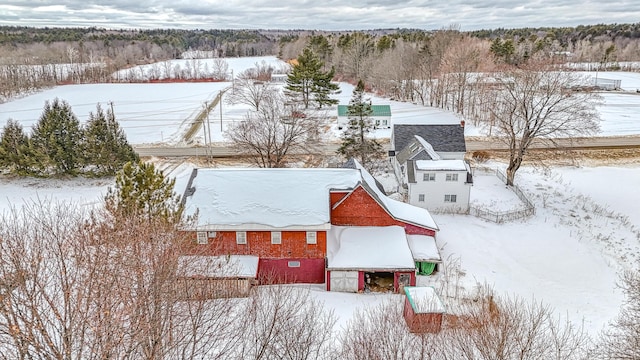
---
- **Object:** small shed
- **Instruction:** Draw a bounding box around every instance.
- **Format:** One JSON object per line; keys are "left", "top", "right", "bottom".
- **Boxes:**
{"left": 407, "top": 235, "right": 442, "bottom": 275}
{"left": 176, "top": 255, "right": 259, "bottom": 299}
{"left": 403, "top": 286, "right": 446, "bottom": 333}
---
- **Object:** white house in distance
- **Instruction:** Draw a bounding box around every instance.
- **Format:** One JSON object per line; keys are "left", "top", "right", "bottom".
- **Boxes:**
{"left": 391, "top": 124, "right": 472, "bottom": 213}
{"left": 337, "top": 104, "right": 391, "bottom": 129}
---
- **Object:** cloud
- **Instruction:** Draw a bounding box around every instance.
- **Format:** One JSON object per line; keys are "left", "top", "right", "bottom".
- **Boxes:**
{"left": 0, "top": 0, "right": 639, "bottom": 30}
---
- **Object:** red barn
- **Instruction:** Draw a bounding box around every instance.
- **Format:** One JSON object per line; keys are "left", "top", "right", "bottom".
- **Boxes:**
{"left": 180, "top": 160, "right": 439, "bottom": 291}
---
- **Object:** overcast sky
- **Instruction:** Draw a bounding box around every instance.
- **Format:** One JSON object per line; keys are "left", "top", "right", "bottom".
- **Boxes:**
{"left": 1, "top": 1, "right": 639, "bottom": 31}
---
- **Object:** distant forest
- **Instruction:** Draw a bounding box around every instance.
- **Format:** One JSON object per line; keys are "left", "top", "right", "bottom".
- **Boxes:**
{"left": 2, "top": 23, "right": 640, "bottom": 103}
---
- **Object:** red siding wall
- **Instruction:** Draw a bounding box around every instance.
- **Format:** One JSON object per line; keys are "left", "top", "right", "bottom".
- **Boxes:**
{"left": 184, "top": 230, "right": 326, "bottom": 259}
{"left": 331, "top": 186, "right": 436, "bottom": 236}
{"left": 394, "top": 271, "right": 417, "bottom": 292}
{"left": 403, "top": 297, "right": 444, "bottom": 333}
{"left": 258, "top": 258, "right": 325, "bottom": 284}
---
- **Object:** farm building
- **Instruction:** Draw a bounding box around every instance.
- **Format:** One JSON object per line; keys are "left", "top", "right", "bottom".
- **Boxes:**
{"left": 326, "top": 226, "right": 417, "bottom": 293}
{"left": 403, "top": 286, "right": 446, "bottom": 333}
{"left": 180, "top": 160, "right": 440, "bottom": 292}
{"left": 337, "top": 104, "right": 392, "bottom": 129}
{"left": 176, "top": 255, "right": 259, "bottom": 299}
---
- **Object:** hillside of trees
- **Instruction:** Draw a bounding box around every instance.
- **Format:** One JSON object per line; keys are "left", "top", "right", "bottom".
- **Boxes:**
{"left": 2, "top": 23, "right": 640, "bottom": 103}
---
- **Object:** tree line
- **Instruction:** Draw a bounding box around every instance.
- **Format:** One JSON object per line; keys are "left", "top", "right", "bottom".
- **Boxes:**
{"left": 0, "top": 99, "right": 138, "bottom": 176}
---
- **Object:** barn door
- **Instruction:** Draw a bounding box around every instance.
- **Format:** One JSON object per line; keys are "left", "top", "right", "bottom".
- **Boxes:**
{"left": 330, "top": 271, "right": 358, "bottom": 292}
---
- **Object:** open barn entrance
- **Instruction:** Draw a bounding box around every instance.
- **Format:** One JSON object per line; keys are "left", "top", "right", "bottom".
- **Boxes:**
{"left": 364, "top": 272, "right": 394, "bottom": 292}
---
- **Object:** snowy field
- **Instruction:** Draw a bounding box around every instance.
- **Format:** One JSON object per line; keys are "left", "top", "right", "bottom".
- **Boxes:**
{"left": 3, "top": 57, "right": 640, "bottom": 145}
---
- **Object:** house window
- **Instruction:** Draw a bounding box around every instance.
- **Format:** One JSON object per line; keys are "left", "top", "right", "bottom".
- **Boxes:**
{"left": 236, "top": 231, "right": 247, "bottom": 245}
{"left": 446, "top": 173, "right": 459, "bottom": 182}
{"left": 196, "top": 231, "right": 208, "bottom": 245}
{"left": 306, "top": 231, "right": 317, "bottom": 244}
{"left": 423, "top": 173, "right": 435, "bottom": 181}
{"left": 271, "top": 231, "right": 282, "bottom": 245}
{"left": 288, "top": 261, "right": 301, "bottom": 268}
{"left": 445, "top": 194, "right": 457, "bottom": 203}
{"left": 381, "top": 119, "right": 388, "bottom": 126}
{"left": 418, "top": 194, "right": 425, "bottom": 202}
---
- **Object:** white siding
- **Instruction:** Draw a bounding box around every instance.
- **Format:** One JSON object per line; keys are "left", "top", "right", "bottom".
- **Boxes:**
{"left": 330, "top": 271, "right": 359, "bottom": 292}
{"left": 408, "top": 169, "right": 471, "bottom": 213}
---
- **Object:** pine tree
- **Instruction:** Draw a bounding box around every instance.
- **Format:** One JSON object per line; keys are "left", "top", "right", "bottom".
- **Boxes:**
{"left": 0, "top": 119, "right": 37, "bottom": 175}
{"left": 285, "top": 47, "right": 340, "bottom": 109}
{"left": 31, "top": 98, "right": 84, "bottom": 175}
{"left": 337, "top": 80, "right": 382, "bottom": 171}
{"left": 84, "top": 103, "right": 138, "bottom": 176}
{"left": 105, "top": 161, "right": 183, "bottom": 224}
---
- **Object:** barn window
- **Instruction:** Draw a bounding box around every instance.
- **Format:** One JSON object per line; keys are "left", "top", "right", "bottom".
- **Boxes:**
{"left": 444, "top": 194, "right": 457, "bottom": 203}
{"left": 446, "top": 173, "right": 459, "bottom": 182}
{"left": 236, "top": 231, "right": 247, "bottom": 244}
{"left": 306, "top": 231, "right": 317, "bottom": 244}
{"left": 271, "top": 231, "right": 282, "bottom": 244}
{"left": 196, "top": 231, "right": 208, "bottom": 245}
{"left": 288, "top": 261, "right": 301, "bottom": 268}
{"left": 418, "top": 194, "right": 425, "bottom": 202}
{"left": 423, "top": 173, "right": 435, "bottom": 181}
{"left": 207, "top": 231, "right": 217, "bottom": 238}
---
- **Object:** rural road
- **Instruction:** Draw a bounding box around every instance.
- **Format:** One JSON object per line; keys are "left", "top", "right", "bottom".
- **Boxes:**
{"left": 133, "top": 135, "right": 640, "bottom": 158}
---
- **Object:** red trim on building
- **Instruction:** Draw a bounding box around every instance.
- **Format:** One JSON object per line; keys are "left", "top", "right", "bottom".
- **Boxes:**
{"left": 358, "top": 271, "right": 365, "bottom": 292}
{"left": 326, "top": 270, "right": 331, "bottom": 291}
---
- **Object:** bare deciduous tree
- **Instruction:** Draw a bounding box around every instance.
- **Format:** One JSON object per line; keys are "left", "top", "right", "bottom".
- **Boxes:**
{"left": 226, "top": 69, "right": 275, "bottom": 111}
{"left": 0, "top": 202, "right": 240, "bottom": 360}
{"left": 595, "top": 270, "right": 640, "bottom": 359}
{"left": 225, "top": 90, "right": 320, "bottom": 168}
{"left": 486, "top": 63, "right": 601, "bottom": 185}
{"left": 232, "top": 285, "right": 337, "bottom": 360}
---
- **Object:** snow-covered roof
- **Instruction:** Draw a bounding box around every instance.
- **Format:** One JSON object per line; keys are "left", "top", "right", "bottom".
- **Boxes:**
{"left": 407, "top": 235, "right": 441, "bottom": 262}
{"left": 177, "top": 255, "right": 259, "bottom": 278}
{"left": 354, "top": 160, "right": 439, "bottom": 231}
{"left": 415, "top": 159, "right": 467, "bottom": 171}
{"left": 404, "top": 286, "right": 446, "bottom": 313}
{"left": 414, "top": 135, "right": 441, "bottom": 160}
{"left": 327, "top": 226, "right": 416, "bottom": 270}
{"left": 184, "top": 168, "right": 362, "bottom": 229}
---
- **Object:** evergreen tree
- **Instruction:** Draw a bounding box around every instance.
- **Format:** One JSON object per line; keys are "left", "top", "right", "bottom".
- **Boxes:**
{"left": 0, "top": 119, "right": 36, "bottom": 175}
{"left": 285, "top": 47, "right": 340, "bottom": 109}
{"left": 31, "top": 98, "right": 83, "bottom": 175}
{"left": 105, "top": 161, "right": 183, "bottom": 224}
{"left": 84, "top": 103, "right": 138, "bottom": 176}
{"left": 337, "top": 80, "right": 382, "bottom": 171}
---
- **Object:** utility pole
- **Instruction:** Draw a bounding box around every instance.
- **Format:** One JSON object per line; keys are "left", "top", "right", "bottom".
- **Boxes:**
{"left": 202, "top": 102, "right": 210, "bottom": 159}
{"left": 204, "top": 101, "right": 213, "bottom": 158}
{"left": 219, "top": 90, "right": 223, "bottom": 132}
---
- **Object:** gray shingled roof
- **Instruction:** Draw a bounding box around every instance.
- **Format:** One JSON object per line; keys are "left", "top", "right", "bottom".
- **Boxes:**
{"left": 393, "top": 125, "right": 466, "bottom": 153}
{"left": 341, "top": 158, "right": 387, "bottom": 195}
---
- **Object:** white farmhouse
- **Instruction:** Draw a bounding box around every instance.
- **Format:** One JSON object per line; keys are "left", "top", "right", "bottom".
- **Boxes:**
{"left": 391, "top": 124, "right": 472, "bottom": 213}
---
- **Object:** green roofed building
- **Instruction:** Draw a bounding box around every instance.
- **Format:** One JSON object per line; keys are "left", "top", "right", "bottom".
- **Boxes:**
{"left": 337, "top": 104, "right": 392, "bottom": 129}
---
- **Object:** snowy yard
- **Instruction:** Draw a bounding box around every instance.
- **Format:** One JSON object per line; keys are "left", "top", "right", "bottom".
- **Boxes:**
{"left": 1, "top": 161, "right": 639, "bottom": 337}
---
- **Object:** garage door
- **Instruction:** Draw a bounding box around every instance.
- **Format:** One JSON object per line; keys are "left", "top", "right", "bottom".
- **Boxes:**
{"left": 330, "top": 271, "right": 359, "bottom": 292}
